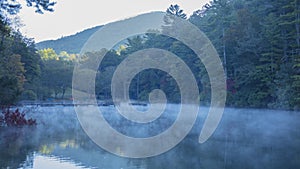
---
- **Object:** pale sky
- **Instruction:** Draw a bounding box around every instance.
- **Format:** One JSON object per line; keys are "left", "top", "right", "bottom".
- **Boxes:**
{"left": 18, "top": 0, "right": 209, "bottom": 42}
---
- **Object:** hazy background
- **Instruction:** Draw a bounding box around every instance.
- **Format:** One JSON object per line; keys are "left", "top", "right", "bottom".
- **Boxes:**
{"left": 18, "top": 0, "right": 209, "bottom": 42}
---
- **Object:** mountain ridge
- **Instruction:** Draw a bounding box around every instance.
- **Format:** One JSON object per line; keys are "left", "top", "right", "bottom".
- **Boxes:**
{"left": 36, "top": 25, "right": 103, "bottom": 54}
{"left": 36, "top": 11, "right": 165, "bottom": 54}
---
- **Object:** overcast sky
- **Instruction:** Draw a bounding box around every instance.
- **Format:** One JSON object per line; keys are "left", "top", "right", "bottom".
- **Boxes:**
{"left": 18, "top": 0, "right": 209, "bottom": 42}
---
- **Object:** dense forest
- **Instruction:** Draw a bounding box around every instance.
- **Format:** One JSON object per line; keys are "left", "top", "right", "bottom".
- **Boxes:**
{"left": 0, "top": 0, "right": 56, "bottom": 106}
{"left": 189, "top": 0, "right": 300, "bottom": 109}
{"left": 0, "top": 0, "right": 299, "bottom": 110}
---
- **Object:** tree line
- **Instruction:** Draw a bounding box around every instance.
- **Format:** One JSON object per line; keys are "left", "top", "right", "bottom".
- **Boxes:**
{"left": 0, "top": 0, "right": 299, "bottom": 110}
{"left": 189, "top": 0, "right": 300, "bottom": 109}
{"left": 0, "top": 18, "right": 76, "bottom": 103}
{"left": 80, "top": 1, "right": 300, "bottom": 110}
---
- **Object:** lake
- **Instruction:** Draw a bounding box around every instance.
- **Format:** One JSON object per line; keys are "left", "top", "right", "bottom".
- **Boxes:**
{"left": 0, "top": 105, "right": 299, "bottom": 169}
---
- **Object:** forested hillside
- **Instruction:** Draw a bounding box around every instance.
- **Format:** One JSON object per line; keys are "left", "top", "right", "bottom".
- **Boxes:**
{"left": 36, "top": 26, "right": 102, "bottom": 53}
{"left": 76, "top": 0, "right": 300, "bottom": 110}
{"left": 1, "top": 0, "right": 299, "bottom": 110}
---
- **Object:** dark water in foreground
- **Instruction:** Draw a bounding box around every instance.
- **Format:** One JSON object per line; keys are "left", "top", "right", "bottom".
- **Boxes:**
{"left": 0, "top": 105, "right": 299, "bottom": 169}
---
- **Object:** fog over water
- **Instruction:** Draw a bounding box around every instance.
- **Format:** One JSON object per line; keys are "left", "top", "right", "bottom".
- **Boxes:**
{"left": 0, "top": 104, "right": 299, "bottom": 169}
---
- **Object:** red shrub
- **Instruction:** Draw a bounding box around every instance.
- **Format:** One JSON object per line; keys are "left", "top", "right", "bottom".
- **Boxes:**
{"left": 1, "top": 108, "right": 36, "bottom": 126}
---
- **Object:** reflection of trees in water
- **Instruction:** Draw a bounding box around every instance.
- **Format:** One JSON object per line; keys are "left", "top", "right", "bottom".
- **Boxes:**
{"left": 0, "top": 122, "right": 91, "bottom": 168}
{"left": 1, "top": 106, "right": 299, "bottom": 169}
{"left": 0, "top": 127, "right": 36, "bottom": 168}
{"left": 140, "top": 136, "right": 202, "bottom": 169}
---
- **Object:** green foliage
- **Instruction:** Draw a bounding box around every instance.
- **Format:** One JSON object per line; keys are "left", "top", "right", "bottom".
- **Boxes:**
{"left": 28, "top": 1, "right": 300, "bottom": 110}
{"left": 0, "top": 0, "right": 53, "bottom": 105}
{"left": 38, "top": 48, "right": 75, "bottom": 99}
{"left": 0, "top": 54, "right": 25, "bottom": 105}
{"left": 107, "top": 32, "right": 202, "bottom": 103}
{"left": 20, "top": 90, "right": 37, "bottom": 100}
{"left": 38, "top": 48, "right": 58, "bottom": 60}
{"left": 0, "top": 16, "right": 41, "bottom": 105}
{"left": 189, "top": 0, "right": 300, "bottom": 110}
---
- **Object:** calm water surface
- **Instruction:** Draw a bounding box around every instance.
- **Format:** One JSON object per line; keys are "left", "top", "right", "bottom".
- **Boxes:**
{"left": 0, "top": 105, "right": 299, "bottom": 169}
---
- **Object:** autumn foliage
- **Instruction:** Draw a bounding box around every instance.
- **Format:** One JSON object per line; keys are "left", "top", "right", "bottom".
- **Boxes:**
{"left": 0, "top": 108, "right": 36, "bottom": 126}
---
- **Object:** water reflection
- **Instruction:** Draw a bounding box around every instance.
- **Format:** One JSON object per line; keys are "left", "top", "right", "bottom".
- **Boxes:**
{"left": 32, "top": 155, "right": 89, "bottom": 169}
{"left": 0, "top": 106, "right": 299, "bottom": 169}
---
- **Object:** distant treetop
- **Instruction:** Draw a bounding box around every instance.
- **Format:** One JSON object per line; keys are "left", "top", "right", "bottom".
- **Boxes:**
{"left": 0, "top": 0, "right": 56, "bottom": 18}
{"left": 166, "top": 4, "right": 187, "bottom": 19}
